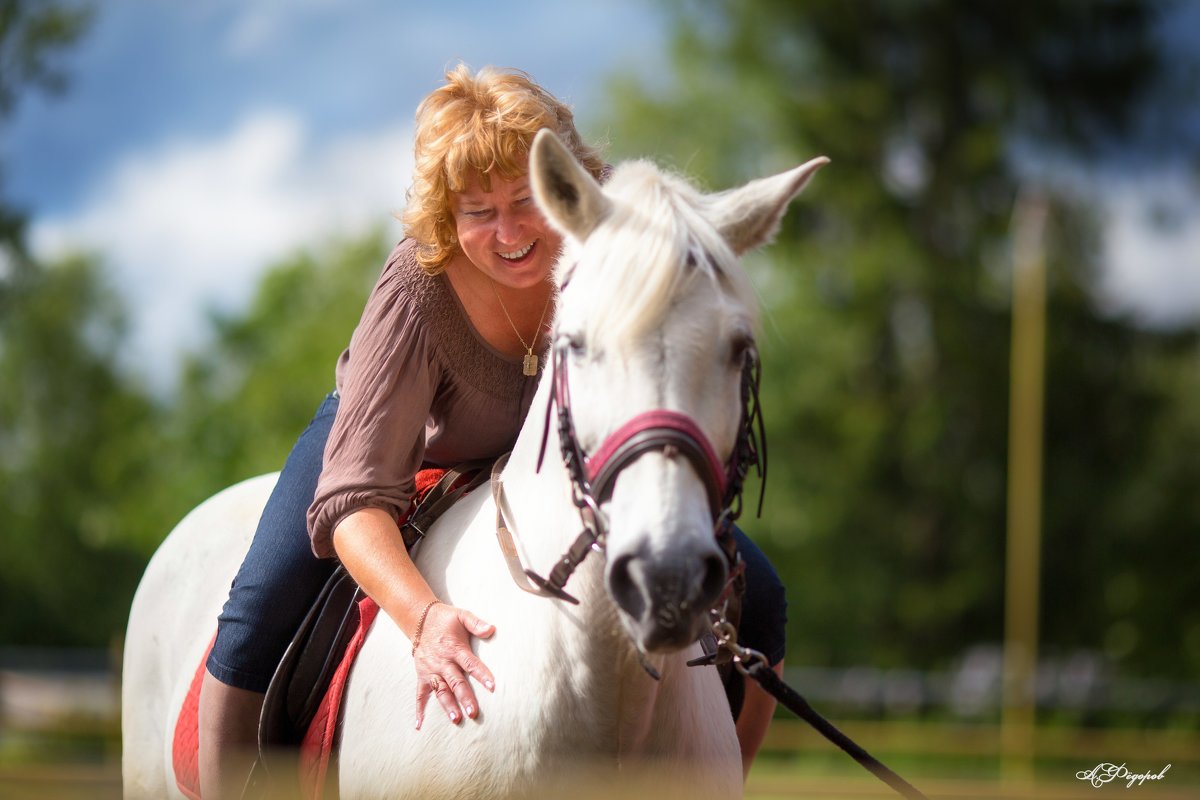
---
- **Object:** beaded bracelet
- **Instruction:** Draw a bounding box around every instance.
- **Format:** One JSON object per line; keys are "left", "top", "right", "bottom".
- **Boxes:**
{"left": 411, "top": 599, "right": 442, "bottom": 655}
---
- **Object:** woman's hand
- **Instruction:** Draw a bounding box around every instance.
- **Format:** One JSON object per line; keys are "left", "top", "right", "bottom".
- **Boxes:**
{"left": 412, "top": 602, "right": 496, "bottom": 729}
{"left": 331, "top": 508, "right": 498, "bottom": 730}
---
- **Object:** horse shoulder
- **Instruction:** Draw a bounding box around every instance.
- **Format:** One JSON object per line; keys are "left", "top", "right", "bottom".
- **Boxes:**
{"left": 338, "top": 487, "right": 567, "bottom": 796}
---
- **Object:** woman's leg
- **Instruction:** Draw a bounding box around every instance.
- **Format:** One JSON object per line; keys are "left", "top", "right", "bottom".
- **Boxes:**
{"left": 199, "top": 392, "right": 340, "bottom": 798}
{"left": 727, "top": 526, "right": 788, "bottom": 775}
{"left": 197, "top": 673, "right": 265, "bottom": 799}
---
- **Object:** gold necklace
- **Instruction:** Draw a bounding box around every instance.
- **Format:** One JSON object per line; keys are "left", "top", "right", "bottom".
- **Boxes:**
{"left": 490, "top": 280, "right": 552, "bottom": 376}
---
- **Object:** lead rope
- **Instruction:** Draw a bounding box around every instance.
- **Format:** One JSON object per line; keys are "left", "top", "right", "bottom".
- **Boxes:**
{"left": 710, "top": 614, "right": 928, "bottom": 800}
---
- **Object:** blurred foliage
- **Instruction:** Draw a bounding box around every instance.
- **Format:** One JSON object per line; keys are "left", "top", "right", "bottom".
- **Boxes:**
{"left": 159, "top": 233, "right": 389, "bottom": 540}
{"left": 0, "top": 0, "right": 91, "bottom": 116}
{"left": 0, "top": 0, "right": 91, "bottom": 250}
{"left": 0, "top": 0, "right": 133, "bottom": 645}
{"left": 0, "top": 235, "right": 386, "bottom": 645}
{"left": 0, "top": 253, "right": 157, "bottom": 643}
{"left": 599, "top": 0, "right": 1200, "bottom": 680}
{"left": 0, "top": 0, "right": 386, "bottom": 646}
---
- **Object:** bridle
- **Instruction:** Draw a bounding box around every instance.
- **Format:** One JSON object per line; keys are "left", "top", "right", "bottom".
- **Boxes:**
{"left": 488, "top": 327, "right": 928, "bottom": 800}
{"left": 520, "top": 335, "right": 768, "bottom": 609}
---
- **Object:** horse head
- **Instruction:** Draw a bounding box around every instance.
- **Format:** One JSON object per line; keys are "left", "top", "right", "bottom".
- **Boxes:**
{"left": 530, "top": 129, "right": 827, "bottom": 655}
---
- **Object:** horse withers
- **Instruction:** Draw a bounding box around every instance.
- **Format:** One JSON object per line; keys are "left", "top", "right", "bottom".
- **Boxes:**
{"left": 122, "top": 130, "right": 826, "bottom": 799}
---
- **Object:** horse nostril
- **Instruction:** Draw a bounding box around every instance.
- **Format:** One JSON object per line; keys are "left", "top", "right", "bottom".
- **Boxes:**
{"left": 697, "top": 553, "right": 727, "bottom": 611}
{"left": 608, "top": 554, "right": 646, "bottom": 621}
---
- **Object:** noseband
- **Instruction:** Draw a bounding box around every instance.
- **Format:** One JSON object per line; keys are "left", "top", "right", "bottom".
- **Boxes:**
{"left": 586, "top": 409, "right": 727, "bottom": 517}
{"left": 524, "top": 337, "right": 767, "bottom": 606}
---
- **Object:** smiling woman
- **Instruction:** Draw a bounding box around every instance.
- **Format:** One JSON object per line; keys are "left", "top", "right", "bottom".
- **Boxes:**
{"left": 188, "top": 64, "right": 611, "bottom": 798}
{"left": 401, "top": 64, "right": 604, "bottom": 278}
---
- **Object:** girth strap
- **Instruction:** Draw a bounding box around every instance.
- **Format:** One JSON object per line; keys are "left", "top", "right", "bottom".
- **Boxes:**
{"left": 401, "top": 459, "right": 493, "bottom": 548}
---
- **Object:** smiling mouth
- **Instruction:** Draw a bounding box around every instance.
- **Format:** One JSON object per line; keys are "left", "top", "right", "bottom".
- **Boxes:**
{"left": 498, "top": 241, "right": 535, "bottom": 261}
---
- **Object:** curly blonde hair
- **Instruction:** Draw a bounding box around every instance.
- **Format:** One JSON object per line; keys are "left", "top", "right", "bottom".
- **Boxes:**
{"left": 401, "top": 64, "right": 606, "bottom": 274}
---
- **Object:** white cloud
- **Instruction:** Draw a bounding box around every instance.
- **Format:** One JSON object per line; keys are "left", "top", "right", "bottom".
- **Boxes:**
{"left": 31, "top": 111, "right": 413, "bottom": 386}
{"left": 1100, "top": 175, "right": 1200, "bottom": 329}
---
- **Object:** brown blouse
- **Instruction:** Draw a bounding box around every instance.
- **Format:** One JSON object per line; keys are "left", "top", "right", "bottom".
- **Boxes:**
{"left": 306, "top": 239, "right": 540, "bottom": 558}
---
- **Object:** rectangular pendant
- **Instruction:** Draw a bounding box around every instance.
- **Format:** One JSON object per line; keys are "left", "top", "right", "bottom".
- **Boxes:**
{"left": 523, "top": 353, "right": 538, "bottom": 376}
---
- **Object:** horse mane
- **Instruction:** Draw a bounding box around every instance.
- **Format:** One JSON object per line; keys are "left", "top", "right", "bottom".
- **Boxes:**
{"left": 560, "top": 160, "right": 757, "bottom": 349}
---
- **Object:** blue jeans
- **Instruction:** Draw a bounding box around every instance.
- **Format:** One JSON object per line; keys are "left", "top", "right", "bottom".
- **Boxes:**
{"left": 207, "top": 392, "right": 341, "bottom": 692}
{"left": 207, "top": 391, "right": 787, "bottom": 701}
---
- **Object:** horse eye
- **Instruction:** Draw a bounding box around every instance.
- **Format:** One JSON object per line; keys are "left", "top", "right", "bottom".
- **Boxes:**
{"left": 730, "top": 335, "right": 755, "bottom": 366}
{"left": 562, "top": 333, "right": 587, "bottom": 357}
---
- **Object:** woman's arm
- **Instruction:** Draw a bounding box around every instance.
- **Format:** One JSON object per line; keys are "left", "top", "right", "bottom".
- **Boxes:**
{"left": 333, "top": 507, "right": 496, "bottom": 729}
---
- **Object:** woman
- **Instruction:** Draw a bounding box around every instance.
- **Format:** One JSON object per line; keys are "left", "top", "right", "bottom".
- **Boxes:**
{"left": 199, "top": 65, "right": 786, "bottom": 798}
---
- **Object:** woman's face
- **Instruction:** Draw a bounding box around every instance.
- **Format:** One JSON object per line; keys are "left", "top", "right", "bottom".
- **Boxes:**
{"left": 450, "top": 171, "right": 562, "bottom": 290}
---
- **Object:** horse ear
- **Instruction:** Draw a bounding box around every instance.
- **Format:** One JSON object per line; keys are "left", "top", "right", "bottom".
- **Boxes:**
{"left": 708, "top": 156, "right": 829, "bottom": 255}
{"left": 530, "top": 128, "right": 611, "bottom": 242}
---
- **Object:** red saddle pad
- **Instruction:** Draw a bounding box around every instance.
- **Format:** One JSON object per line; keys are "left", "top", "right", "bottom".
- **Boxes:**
{"left": 172, "top": 599, "right": 380, "bottom": 800}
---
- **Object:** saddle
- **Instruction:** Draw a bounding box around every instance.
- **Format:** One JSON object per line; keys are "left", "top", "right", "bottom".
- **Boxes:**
{"left": 241, "top": 461, "right": 491, "bottom": 798}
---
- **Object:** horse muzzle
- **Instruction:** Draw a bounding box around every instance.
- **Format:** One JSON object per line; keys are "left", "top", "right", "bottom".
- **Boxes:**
{"left": 606, "top": 534, "right": 727, "bottom": 653}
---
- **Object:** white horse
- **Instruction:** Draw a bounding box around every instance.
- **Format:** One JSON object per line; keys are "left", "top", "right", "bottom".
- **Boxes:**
{"left": 122, "top": 130, "right": 826, "bottom": 799}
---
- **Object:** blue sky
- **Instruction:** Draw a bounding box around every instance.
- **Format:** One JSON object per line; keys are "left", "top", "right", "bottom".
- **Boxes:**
{"left": 5, "top": 1, "right": 1198, "bottom": 386}
{"left": 8, "top": 1, "right": 666, "bottom": 215}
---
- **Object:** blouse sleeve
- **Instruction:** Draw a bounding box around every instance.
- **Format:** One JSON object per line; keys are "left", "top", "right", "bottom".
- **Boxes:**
{"left": 306, "top": 256, "right": 440, "bottom": 558}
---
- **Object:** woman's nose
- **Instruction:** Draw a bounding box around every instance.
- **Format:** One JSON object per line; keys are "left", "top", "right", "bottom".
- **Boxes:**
{"left": 494, "top": 211, "right": 523, "bottom": 245}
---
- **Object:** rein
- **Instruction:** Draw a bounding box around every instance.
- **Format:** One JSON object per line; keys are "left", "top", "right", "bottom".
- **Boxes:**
{"left": 491, "top": 335, "right": 927, "bottom": 800}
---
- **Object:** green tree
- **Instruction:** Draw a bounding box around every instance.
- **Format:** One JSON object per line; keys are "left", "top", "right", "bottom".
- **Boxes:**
{"left": 602, "top": 0, "right": 1200, "bottom": 682}
{"left": 0, "top": 0, "right": 92, "bottom": 254}
{"left": 0, "top": 253, "right": 162, "bottom": 644}
{"left": 0, "top": 0, "right": 162, "bottom": 646}
{"left": 0, "top": 227, "right": 389, "bottom": 645}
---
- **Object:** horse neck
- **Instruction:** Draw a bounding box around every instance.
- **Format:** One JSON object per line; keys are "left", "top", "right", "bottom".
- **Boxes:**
{"left": 500, "top": 375, "right": 674, "bottom": 736}
{"left": 499, "top": 374, "right": 595, "bottom": 580}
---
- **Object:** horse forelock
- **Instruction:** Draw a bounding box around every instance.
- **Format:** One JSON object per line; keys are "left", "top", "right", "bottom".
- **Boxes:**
{"left": 563, "top": 161, "right": 757, "bottom": 351}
